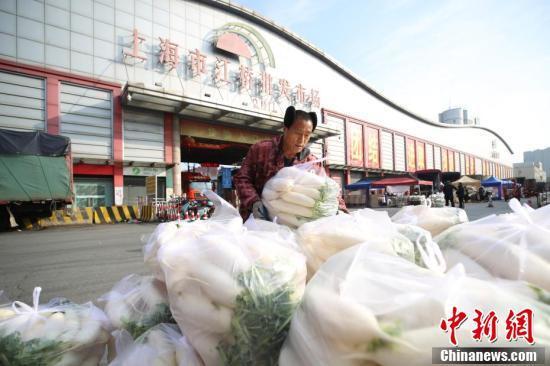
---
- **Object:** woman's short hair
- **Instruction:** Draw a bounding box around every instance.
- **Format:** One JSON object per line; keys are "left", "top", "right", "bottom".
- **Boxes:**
{"left": 283, "top": 106, "right": 317, "bottom": 131}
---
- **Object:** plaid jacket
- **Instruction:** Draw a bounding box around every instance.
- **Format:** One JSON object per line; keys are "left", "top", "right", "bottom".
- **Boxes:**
{"left": 233, "top": 135, "right": 347, "bottom": 219}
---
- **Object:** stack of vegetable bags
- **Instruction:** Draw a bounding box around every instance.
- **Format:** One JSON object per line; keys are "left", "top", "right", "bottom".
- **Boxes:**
{"left": 101, "top": 274, "right": 175, "bottom": 340}
{"left": 280, "top": 243, "right": 550, "bottom": 366}
{"left": 391, "top": 204, "right": 468, "bottom": 236}
{"left": 0, "top": 287, "right": 111, "bottom": 365}
{"left": 262, "top": 165, "right": 340, "bottom": 228}
{"left": 296, "top": 208, "right": 417, "bottom": 279}
{"left": 109, "top": 324, "right": 201, "bottom": 366}
{"left": 157, "top": 227, "right": 307, "bottom": 366}
{"left": 436, "top": 198, "right": 550, "bottom": 291}
{"left": 429, "top": 193, "right": 445, "bottom": 207}
{"left": 143, "top": 191, "right": 243, "bottom": 280}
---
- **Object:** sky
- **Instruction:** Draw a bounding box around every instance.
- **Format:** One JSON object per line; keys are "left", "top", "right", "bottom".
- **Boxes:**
{"left": 235, "top": 0, "right": 550, "bottom": 162}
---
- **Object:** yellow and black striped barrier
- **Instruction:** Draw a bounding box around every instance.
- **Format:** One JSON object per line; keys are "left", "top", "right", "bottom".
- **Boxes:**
{"left": 41, "top": 207, "right": 94, "bottom": 227}
{"left": 138, "top": 205, "right": 155, "bottom": 222}
{"left": 93, "top": 205, "right": 139, "bottom": 224}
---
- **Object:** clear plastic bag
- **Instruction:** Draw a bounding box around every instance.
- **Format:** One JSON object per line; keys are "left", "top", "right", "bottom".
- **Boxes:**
{"left": 262, "top": 161, "right": 340, "bottom": 228}
{"left": 296, "top": 208, "right": 416, "bottom": 279}
{"left": 437, "top": 198, "right": 550, "bottom": 291}
{"left": 99, "top": 274, "right": 175, "bottom": 339}
{"left": 0, "top": 287, "right": 111, "bottom": 366}
{"left": 143, "top": 191, "right": 244, "bottom": 280}
{"left": 157, "top": 226, "right": 307, "bottom": 366}
{"left": 281, "top": 244, "right": 550, "bottom": 366}
{"left": 109, "top": 323, "right": 201, "bottom": 366}
{"left": 391, "top": 205, "right": 468, "bottom": 236}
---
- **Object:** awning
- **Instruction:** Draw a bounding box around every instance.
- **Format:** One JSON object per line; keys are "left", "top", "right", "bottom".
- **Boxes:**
{"left": 481, "top": 176, "right": 503, "bottom": 187}
{"left": 345, "top": 178, "right": 376, "bottom": 190}
{"left": 452, "top": 175, "right": 481, "bottom": 188}
{"left": 121, "top": 83, "right": 339, "bottom": 142}
{"left": 371, "top": 176, "right": 433, "bottom": 187}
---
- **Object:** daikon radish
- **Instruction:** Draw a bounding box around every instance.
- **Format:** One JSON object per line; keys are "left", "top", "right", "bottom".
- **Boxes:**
{"left": 262, "top": 187, "right": 280, "bottom": 201}
{"left": 190, "top": 262, "right": 241, "bottom": 307}
{"left": 292, "top": 185, "right": 321, "bottom": 200}
{"left": 275, "top": 212, "right": 309, "bottom": 228}
{"left": 282, "top": 191, "right": 316, "bottom": 208}
{"left": 270, "top": 199, "right": 314, "bottom": 218}
{"left": 172, "top": 294, "right": 232, "bottom": 335}
{"left": 296, "top": 171, "right": 325, "bottom": 187}
{"left": 268, "top": 178, "right": 294, "bottom": 192}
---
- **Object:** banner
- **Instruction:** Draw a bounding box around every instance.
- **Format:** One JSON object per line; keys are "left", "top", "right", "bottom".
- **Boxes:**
{"left": 406, "top": 138, "right": 416, "bottom": 172}
{"left": 416, "top": 141, "right": 425, "bottom": 171}
{"left": 346, "top": 122, "right": 364, "bottom": 166}
{"left": 365, "top": 126, "right": 379, "bottom": 169}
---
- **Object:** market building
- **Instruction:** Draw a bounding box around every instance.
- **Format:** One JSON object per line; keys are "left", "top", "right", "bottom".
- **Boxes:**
{"left": 0, "top": 0, "right": 514, "bottom": 207}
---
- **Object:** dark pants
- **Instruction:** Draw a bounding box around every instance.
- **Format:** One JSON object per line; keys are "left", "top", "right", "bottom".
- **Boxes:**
{"left": 445, "top": 197, "right": 454, "bottom": 207}
{"left": 458, "top": 197, "right": 465, "bottom": 209}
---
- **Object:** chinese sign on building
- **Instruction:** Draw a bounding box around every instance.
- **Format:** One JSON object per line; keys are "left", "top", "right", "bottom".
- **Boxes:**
{"left": 365, "top": 126, "right": 380, "bottom": 169}
{"left": 416, "top": 141, "right": 425, "bottom": 171}
{"left": 441, "top": 148, "right": 448, "bottom": 172}
{"left": 347, "top": 122, "right": 364, "bottom": 167}
{"left": 406, "top": 138, "right": 416, "bottom": 172}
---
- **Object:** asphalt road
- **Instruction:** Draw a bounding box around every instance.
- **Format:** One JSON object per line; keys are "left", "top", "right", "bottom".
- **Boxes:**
{"left": 0, "top": 223, "right": 157, "bottom": 305}
{"left": 0, "top": 200, "right": 517, "bottom": 306}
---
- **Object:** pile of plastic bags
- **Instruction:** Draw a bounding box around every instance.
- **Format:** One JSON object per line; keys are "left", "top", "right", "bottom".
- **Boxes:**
{"left": 280, "top": 243, "right": 550, "bottom": 366}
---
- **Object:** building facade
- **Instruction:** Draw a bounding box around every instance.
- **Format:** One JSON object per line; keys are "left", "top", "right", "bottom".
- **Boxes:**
{"left": 0, "top": 0, "right": 514, "bottom": 206}
{"left": 523, "top": 148, "right": 550, "bottom": 181}
{"left": 439, "top": 107, "right": 479, "bottom": 126}
{"left": 513, "top": 162, "right": 546, "bottom": 182}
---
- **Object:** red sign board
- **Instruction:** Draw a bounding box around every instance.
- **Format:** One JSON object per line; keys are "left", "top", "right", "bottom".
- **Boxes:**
{"left": 365, "top": 126, "right": 380, "bottom": 169}
{"left": 346, "top": 122, "right": 364, "bottom": 167}
{"left": 441, "top": 148, "right": 448, "bottom": 172}
{"left": 406, "top": 138, "right": 416, "bottom": 172}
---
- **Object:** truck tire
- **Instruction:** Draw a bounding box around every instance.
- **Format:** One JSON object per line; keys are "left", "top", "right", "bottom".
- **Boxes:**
{"left": 0, "top": 205, "right": 11, "bottom": 232}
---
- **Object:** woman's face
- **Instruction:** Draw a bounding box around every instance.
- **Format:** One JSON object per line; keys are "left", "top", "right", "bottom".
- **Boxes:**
{"left": 283, "top": 117, "right": 314, "bottom": 156}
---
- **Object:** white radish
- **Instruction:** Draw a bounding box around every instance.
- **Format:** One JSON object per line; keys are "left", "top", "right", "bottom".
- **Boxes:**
{"left": 0, "top": 308, "right": 15, "bottom": 320}
{"left": 42, "top": 312, "right": 66, "bottom": 340}
{"left": 74, "top": 317, "right": 102, "bottom": 346}
{"left": 275, "top": 213, "right": 308, "bottom": 228}
{"left": 172, "top": 294, "right": 232, "bottom": 335}
{"left": 304, "top": 286, "right": 382, "bottom": 345}
{"left": 270, "top": 199, "right": 314, "bottom": 218}
{"left": 55, "top": 350, "right": 85, "bottom": 366}
{"left": 190, "top": 262, "right": 241, "bottom": 308}
{"left": 190, "top": 332, "right": 221, "bottom": 366}
{"left": 268, "top": 178, "right": 294, "bottom": 192}
{"left": 292, "top": 185, "right": 321, "bottom": 200}
{"left": 281, "top": 191, "right": 316, "bottom": 208}
{"left": 295, "top": 172, "right": 325, "bottom": 187}
{"left": 21, "top": 315, "right": 46, "bottom": 341}
{"left": 261, "top": 187, "right": 280, "bottom": 201}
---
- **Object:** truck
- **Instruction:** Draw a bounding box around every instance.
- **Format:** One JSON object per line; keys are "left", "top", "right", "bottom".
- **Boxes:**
{"left": 0, "top": 128, "right": 73, "bottom": 231}
{"left": 181, "top": 171, "right": 213, "bottom": 201}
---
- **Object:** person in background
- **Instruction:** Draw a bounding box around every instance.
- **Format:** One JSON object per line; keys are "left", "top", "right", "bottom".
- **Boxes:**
{"left": 478, "top": 186, "right": 486, "bottom": 201}
{"left": 457, "top": 182, "right": 466, "bottom": 209}
{"left": 443, "top": 181, "right": 456, "bottom": 207}
{"left": 233, "top": 106, "right": 348, "bottom": 220}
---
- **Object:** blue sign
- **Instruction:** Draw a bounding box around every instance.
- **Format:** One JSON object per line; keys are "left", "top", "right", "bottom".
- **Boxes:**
{"left": 221, "top": 167, "right": 232, "bottom": 189}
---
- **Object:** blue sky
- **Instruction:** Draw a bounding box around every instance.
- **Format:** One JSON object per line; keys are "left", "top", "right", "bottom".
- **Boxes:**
{"left": 235, "top": 0, "right": 550, "bottom": 162}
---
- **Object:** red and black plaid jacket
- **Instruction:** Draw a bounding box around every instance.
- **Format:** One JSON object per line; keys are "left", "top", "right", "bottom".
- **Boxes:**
{"left": 233, "top": 135, "right": 347, "bottom": 220}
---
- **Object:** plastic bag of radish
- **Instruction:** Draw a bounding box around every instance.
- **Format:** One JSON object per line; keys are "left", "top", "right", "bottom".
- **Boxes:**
{"left": 296, "top": 208, "right": 420, "bottom": 279}
{"left": 262, "top": 163, "right": 340, "bottom": 228}
{"left": 100, "top": 274, "right": 175, "bottom": 339}
{"left": 0, "top": 287, "right": 111, "bottom": 366}
{"left": 109, "top": 323, "right": 201, "bottom": 366}
{"left": 143, "top": 191, "right": 243, "bottom": 280}
{"left": 390, "top": 204, "right": 468, "bottom": 236}
{"left": 280, "top": 243, "right": 550, "bottom": 366}
{"left": 157, "top": 226, "right": 307, "bottom": 366}
{"left": 436, "top": 198, "right": 550, "bottom": 291}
